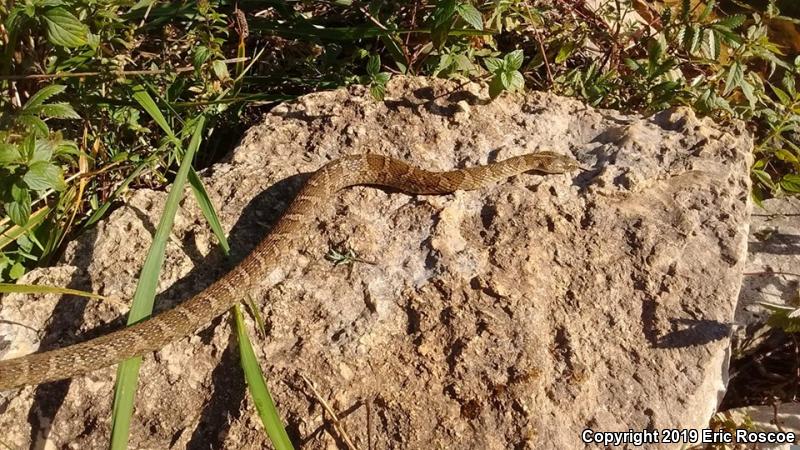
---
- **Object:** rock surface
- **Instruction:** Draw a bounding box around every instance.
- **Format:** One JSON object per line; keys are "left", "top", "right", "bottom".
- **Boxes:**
{"left": 737, "top": 196, "right": 800, "bottom": 324}
{"left": 0, "top": 77, "right": 752, "bottom": 449}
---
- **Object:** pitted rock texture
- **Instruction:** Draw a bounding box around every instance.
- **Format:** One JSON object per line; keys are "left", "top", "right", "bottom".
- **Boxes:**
{"left": 0, "top": 76, "right": 752, "bottom": 449}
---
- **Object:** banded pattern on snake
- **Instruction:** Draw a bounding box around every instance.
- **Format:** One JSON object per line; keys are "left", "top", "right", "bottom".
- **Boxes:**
{"left": 0, "top": 152, "right": 580, "bottom": 390}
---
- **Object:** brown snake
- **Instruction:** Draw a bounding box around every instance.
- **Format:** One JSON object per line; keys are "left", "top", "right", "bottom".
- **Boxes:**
{"left": 0, "top": 152, "right": 580, "bottom": 390}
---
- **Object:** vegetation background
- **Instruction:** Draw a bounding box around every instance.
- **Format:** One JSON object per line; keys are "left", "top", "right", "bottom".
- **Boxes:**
{"left": 0, "top": 0, "right": 798, "bottom": 448}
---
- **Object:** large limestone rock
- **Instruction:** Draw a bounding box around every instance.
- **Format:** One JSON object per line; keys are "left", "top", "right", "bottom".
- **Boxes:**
{"left": 0, "top": 77, "right": 752, "bottom": 448}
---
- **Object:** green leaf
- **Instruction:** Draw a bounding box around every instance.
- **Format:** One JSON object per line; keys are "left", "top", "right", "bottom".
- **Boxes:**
{"left": 187, "top": 168, "right": 229, "bottom": 254}
{"left": 555, "top": 41, "right": 575, "bottom": 64}
{"left": 714, "top": 14, "right": 746, "bottom": 30}
{"left": 233, "top": 305, "right": 294, "bottom": 450}
{"left": 41, "top": 7, "right": 88, "bottom": 48}
{"left": 483, "top": 57, "right": 503, "bottom": 73}
{"left": 7, "top": 185, "right": 31, "bottom": 226}
{"left": 32, "top": 139, "right": 54, "bottom": 163}
{"left": 488, "top": 74, "right": 504, "bottom": 98}
{"left": 16, "top": 115, "right": 49, "bottom": 136}
{"left": 192, "top": 46, "right": 210, "bottom": 70}
{"left": 8, "top": 262, "right": 25, "bottom": 280}
{"left": 374, "top": 72, "right": 391, "bottom": 84}
{"left": 23, "top": 161, "right": 66, "bottom": 191}
{"left": 0, "top": 206, "right": 50, "bottom": 251}
{"left": 22, "top": 85, "right": 66, "bottom": 111}
{"left": 699, "top": 0, "right": 715, "bottom": 21}
{"left": 723, "top": 61, "right": 744, "bottom": 96}
{"left": 752, "top": 169, "right": 775, "bottom": 190}
{"left": 0, "top": 282, "right": 109, "bottom": 300}
{"left": 0, "top": 143, "right": 22, "bottom": 164}
{"left": 507, "top": 71, "right": 525, "bottom": 91}
{"left": 455, "top": 3, "right": 483, "bottom": 30}
{"left": 131, "top": 84, "right": 174, "bottom": 138}
{"left": 367, "top": 54, "right": 380, "bottom": 76}
{"left": 436, "top": 53, "right": 455, "bottom": 74}
{"left": 370, "top": 82, "right": 386, "bottom": 101}
{"left": 110, "top": 117, "right": 206, "bottom": 450}
{"left": 504, "top": 49, "right": 524, "bottom": 71}
{"left": 38, "top": 103, "right": 80, "bottom": 119}
{"left": 702, "top": 28, "right": 720, "bottom": 60}
{"left": 770, "top": 83, "right": 790, "bottom": 104}
{"left": 211, "top": 60, "right": 230, "bottom": 81}
{"left": 774, "top": 149, "right": 798, "bottom": 163}
{"left": 780, "top": 174, "right": 800, "bottom": 192}
{"left": 431, "top": 0, "right": 457, "bottom": 48}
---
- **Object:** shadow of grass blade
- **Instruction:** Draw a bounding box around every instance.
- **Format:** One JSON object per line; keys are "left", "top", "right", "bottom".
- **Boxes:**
{"left": 109, "top": 116, "right": 205, "bottom": 450}
{"left": 233, "top": 304, "right": 294, "bottom": 450}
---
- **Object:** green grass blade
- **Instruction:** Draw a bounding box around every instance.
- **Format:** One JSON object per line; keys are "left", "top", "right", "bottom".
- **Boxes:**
{"left": 233, "top": 304, "right": 294, "bottom": 450}
{"left": 0, "top": 206, "right": 50, "bottom": 250}
{"left": 109, "top": 115, "right": 205, "bottom": 450}
{"left": 187, "top": 168, "right": 229, "bottom": 254}
{"left": 0, "top": 282, "right": 109, "bottom": 300}
{"left": 131, "top": 84, "right": 175, "bottom": 138}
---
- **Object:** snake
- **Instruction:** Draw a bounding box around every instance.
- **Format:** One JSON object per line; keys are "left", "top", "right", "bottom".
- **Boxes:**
{"left": 0, "top": 152, "right": 580, "bottom": 390}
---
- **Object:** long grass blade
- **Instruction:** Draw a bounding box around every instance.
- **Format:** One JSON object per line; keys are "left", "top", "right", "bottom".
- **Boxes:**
{"left": 0, "top": 206, "right": 50, "bottom": 250}
{"left": 109, "top": 115, "right": 205, "bottom": 450}
{"left": 0, "top": 283, "right": 108, "bottom": 300}
{"left": 187, "top": 168, "right": 230, "bottom": 254}
{"left": 131, "top": 84, "right": 175, "bottom": 138}
{"left": 233, "top": 304, "right": 294, "bottom": 450}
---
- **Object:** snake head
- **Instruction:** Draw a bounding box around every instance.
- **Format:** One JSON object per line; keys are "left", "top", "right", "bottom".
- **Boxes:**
{"left": 533, "top": 151, "right": 586, "bottom": 174}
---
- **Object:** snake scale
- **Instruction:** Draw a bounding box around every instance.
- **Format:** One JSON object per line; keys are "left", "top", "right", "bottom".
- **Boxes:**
{"left": 0, "top": 152, "right": 580, "bottom": 390}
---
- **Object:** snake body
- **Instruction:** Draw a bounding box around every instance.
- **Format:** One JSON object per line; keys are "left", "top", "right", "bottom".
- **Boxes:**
{"left": 0, "top": 152, "right": 579, "bottom": 390}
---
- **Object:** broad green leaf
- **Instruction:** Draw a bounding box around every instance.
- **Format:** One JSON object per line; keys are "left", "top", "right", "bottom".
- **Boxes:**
{"left": 488, "top": 74, "right": 504, "bottom": 98}
{"left": 367, "top": 54, "right": 380, "bottom": 76}
{"left": 504, "top": 49, "right": 524, "bottom": 71}
{"left": 6, "top": 185, "right": 31, "bottom": 226}
{"left": 508, "top": 71, "right": 524, "bottom": 91}
{"left": 0, "top": 143, "right": 22, "bottom": 164}
{"left": 192, "top": 46, "right": 210, "bottom": 70}
{"left": 436, "top": 53, "right": 455, "bottom": 74}
{"left": 370, "top": 82, "right": 386, "bottom": 101}
{"left": 211, "top": 60, "right": 230, "bottom": 81}
{"left": 42, "top": 7, "right": 88, "bottom": 48}
{"left": 456, "top": 3, "right": 483, "bottom": 30}
{"left": 9, "top": 262, "right": 25, "bottom": 280}
{"left": 16, "top": 115, "right": 49, "bottom": 137}
{"left": 23, "top": 161, "right": 66, "bottom": 191}
{"left": 32, "top": 139, "right": 54, "bottom": 163}
{"left": 431, "top": 0, "right": 457, "bottom": 48}
{"left": 483, "top": 57, "right": 503, "bottom": 73}
{"left": 780, "top": 174, "right": 800, "bottom": 192}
